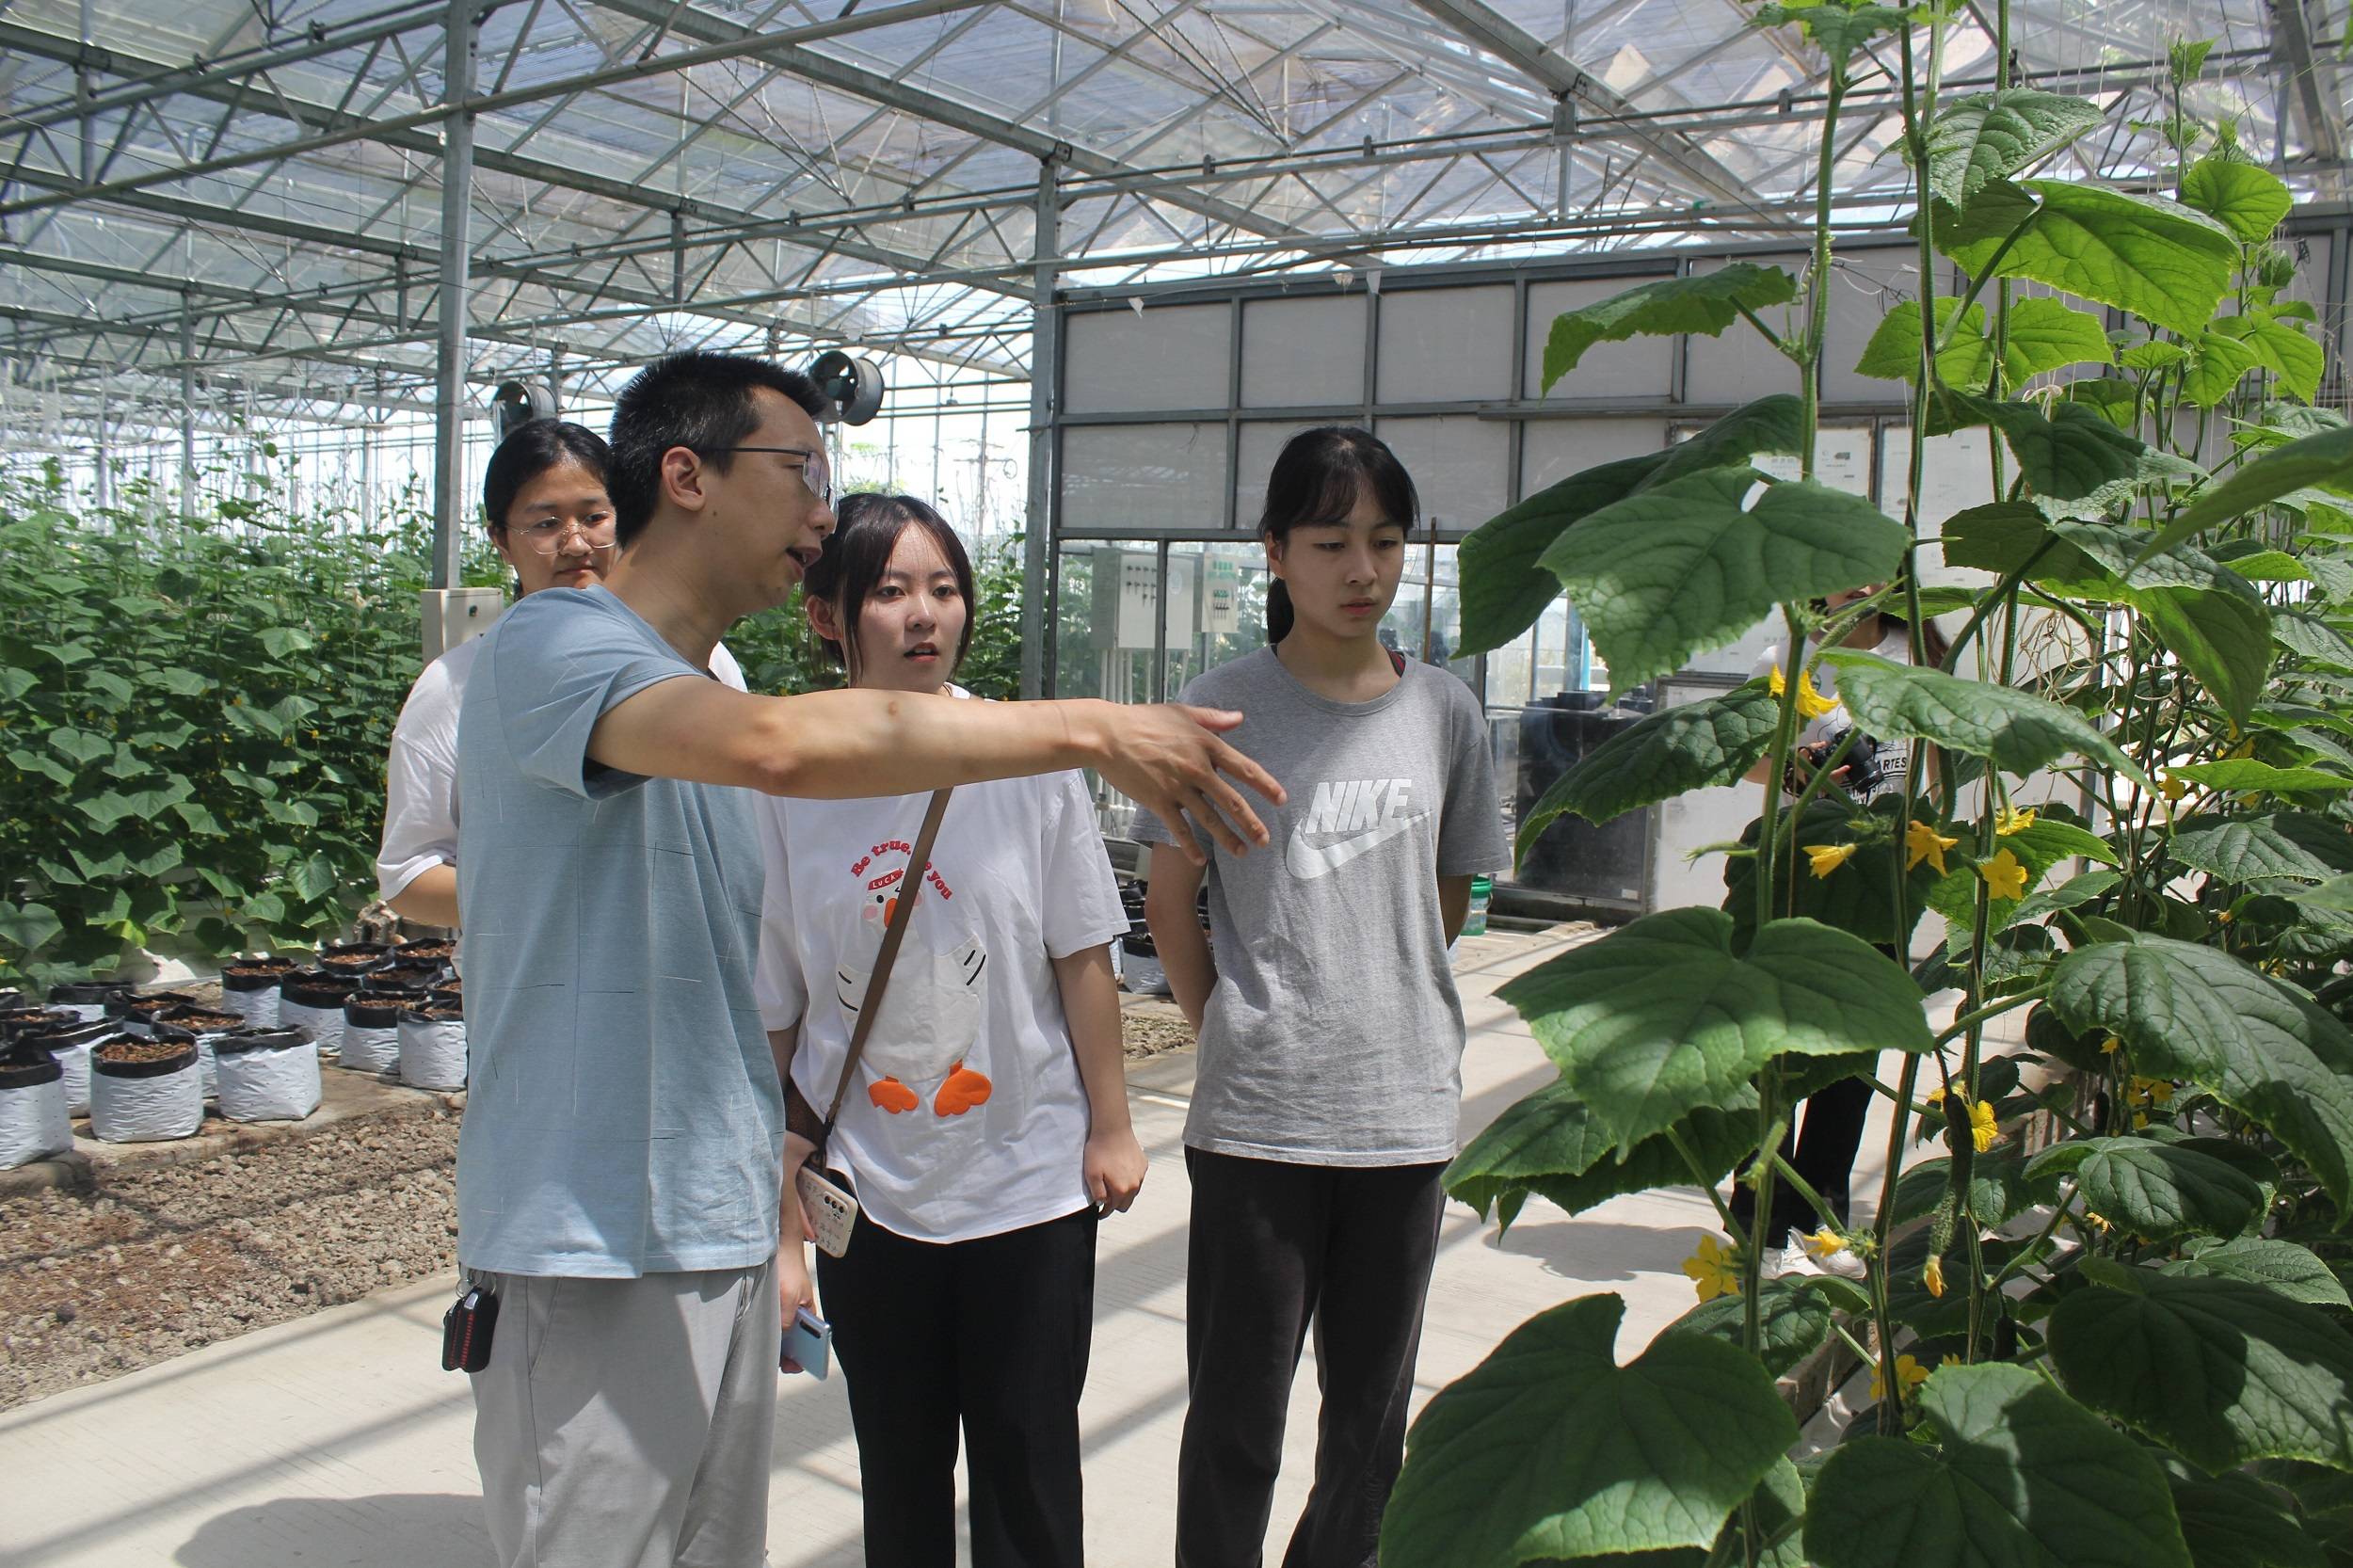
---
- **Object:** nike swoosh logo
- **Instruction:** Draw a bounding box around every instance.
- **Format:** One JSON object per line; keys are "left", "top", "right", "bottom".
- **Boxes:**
{"left": 1286, "top": 814, "right": 1417, "bottom": 880}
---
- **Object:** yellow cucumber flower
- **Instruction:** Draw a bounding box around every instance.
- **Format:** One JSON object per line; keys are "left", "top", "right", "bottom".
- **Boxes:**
{"left": 2160, "top": 773, "right": 2186, "bottom": 802}
{"left": 1906, "top": 819, "right": 1959, "bottom": 873}
{"left": 1768, "top": 664, "right": 1839, "bottom": 721}
{"left": 1922, "top": 1255, "right": 1945, "bottom": 1298}
{"left": 2100, "top": 1034, "right": 2122, "bottom": 1055}
{"left": 1980, "top": 848, "right": 2028, "bottom": 901}
{"left": 1970, "top": 1099, "right": 1999, "bottom": 1153}
{"left": 1681, "top": 1235, "right": 1741, "bottom": 1303}
{"left": 2127, "top": 1077, "right": 2175, "bottom": 1109}
{"left": 1800, "top": 1227, "right": 1848, "bottom": 1262}
{"left": 1805, "top": 842, "right": 1858, "bottom": 879}
{"left": 1994, "top": 805, "right": 2037, "bottom": 836}
{"left": 1870, "top": 1352, "right": 1932, "bottom": 1402}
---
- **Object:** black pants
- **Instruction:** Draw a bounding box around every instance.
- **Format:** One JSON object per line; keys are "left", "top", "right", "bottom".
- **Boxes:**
{"left": 1176, "top": 1150, "right": 1448, "bottom": 1568}
{"left": 1728, "top": 1071, "right": 1874, "bottom": 1241}
{"left": 816, "top": 1205, "right": 1097, "bottom": 1568}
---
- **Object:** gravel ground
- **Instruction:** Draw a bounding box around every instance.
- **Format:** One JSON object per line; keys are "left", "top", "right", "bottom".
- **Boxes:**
{"left": 0, "top": 1008, "right": 1196, "bottom": 1411}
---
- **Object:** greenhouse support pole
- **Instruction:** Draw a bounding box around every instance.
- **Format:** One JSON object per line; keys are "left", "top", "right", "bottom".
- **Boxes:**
{"left": 431, "top": 0, "right": 480, "bottom": 590}
{"left": 179, "top": 295, "right": 195, "bottom": 517}
{"left": 1021, "top": 152, "right": 1062, "bottom": 700}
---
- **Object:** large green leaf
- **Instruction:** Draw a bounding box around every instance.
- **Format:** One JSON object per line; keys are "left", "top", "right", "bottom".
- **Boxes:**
{"left": 1641, "top": 395, "right": 1805, "bottom": 492}
{"left": 2052, "top": 1270, "right": 2353, "bottom": 1473}
{"left": 2024, "top": 1136, "right": 2265, "bottom": 1241}
{"left": 1515, "top": 680, "right": 1779, "bottom": 848}
{"left": 1854, "top": 298, "right": 1995, "bottom": 388}
{"left": 0, "top": 902, "right": 64, "bottom": 955}
{"left": 2275, "top": 610, "right": 2353, "bottom": 666}
{"left": 2183, "top": 330, "right": 2266, "bottom": 408}
{"left": 2163, "top": 1238, "right": 2353, "bottom": 1308}
{"left": 1929, "top": 390, "right": 2151, "bottom": 502}
{"left": 1940, "top": 500, "right": 2077, "bottom": 575}
{"left": 2002, "top": 296, "right": 2118, "bottom": 379}
{"left": 1496, "top": 908, "right": 1932, "bottom": 1149}
{"left": 2169, "top": 1472, "right": 2326, "bottom": 1568}
{"left": 2169, "top": 760, "right": 2353, "bottom": 795}
{"left": 1455, "top": 452, "right": 1664, "bottom": 658}
{"left": 1806, "top": 1362, "right": 2192, "bottom": 1568}
{"left": 1662, "top": 1276, "right": 1838, "bottom": 1378}
{"left": 2217, "top": 314, "right": 2326, "bottom": 404}
{"left": 2169, "top": 811, "right": 2353, "bottom": 883}
{"left": 2050, "top": 935, "right": 2353, "bottom": 1208}
{"left": 1925, "top": 89, "right": 2105, "bottom": 209}
{"left": 2143, "top": 427, "right": 2353, "bottom": 561}
{"left": 2131, "top": 583, "right": 2273, "bottom": 728}
{"left": 1945, "top": 180, "right": 2239, "bottom": 336}
{"left": 2182, "top": 156, "right": 2295, "bottom": 242}
{"left": 1537, "top": 470, "right": 1909, "bottom": 696}
{"left": 1542, "top": 264, "right": 1800, "bottom": 390}
{"left": 1382, "top": 1293, "right": 1797, "bottom": 1568}
{"left": 1446, "top": 1079, "right": 1755, "bottom": 1224}
{"left": 1819, "top": 650, "right": 2155, "bottom": 785}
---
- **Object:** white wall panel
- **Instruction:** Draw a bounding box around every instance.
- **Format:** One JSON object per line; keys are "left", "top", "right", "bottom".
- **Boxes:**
{"left": 1521, "top": 420, "right": 1668, "bottom": 493}
{"left": 1373, "top": 415, "right": 1510, "bottom": 533}
{"left": 1234, "top": 420, "right": 1333, "bottom": 530}
{"left": 1241, "top": 295, "right": 1366, "bottom": 408}
{"left": 1376, "top": 285, "right": 1514, "bottom": 404}
{"left": 1061, "top": 424, "right": 1229, "bottom": 533}
{"left": 1064, "top": 303, "right": 1230, "bottom": 413}
{"left": 1819, "top": 249, "right": 1921, "bottom": 402}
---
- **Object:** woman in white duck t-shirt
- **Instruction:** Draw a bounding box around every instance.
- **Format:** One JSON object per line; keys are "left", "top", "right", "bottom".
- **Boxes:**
{"left": 752, "top": 494, "right": 1143, "bottom": 1568}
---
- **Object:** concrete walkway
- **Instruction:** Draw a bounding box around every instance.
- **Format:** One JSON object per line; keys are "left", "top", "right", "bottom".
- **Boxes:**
{"left": 0, "top": 925, "right": 1920, "bottom": 1568}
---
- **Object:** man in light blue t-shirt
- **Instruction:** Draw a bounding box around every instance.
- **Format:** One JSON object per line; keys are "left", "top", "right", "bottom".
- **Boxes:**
{"left": 454, "top": 350, "right": 1287, "bottom": 1568}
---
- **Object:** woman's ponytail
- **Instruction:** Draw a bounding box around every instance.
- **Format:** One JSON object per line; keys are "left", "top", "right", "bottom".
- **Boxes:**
{"left": 1266, "top": 577, "right": 1294, "bottom": 644}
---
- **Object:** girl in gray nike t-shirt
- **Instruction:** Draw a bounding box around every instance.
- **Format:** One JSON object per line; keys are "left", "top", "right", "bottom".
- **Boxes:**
{"left": 1139, "top": 427, "right": 1506, "bottom": 1568}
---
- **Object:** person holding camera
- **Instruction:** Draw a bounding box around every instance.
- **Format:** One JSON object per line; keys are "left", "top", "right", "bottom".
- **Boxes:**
{"left": 1737, "top": 584, "right": 1945, "bottom": 1272}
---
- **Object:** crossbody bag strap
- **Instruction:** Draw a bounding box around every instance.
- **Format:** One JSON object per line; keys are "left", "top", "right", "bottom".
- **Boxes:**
{"left": 818, "top": 787, "right": 954, "bottom": 1142}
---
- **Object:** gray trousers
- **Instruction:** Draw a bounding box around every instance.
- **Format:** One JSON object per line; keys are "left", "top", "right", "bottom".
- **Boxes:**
{"left": 471, "top": 1257, "right": 781, "bottom": 1568}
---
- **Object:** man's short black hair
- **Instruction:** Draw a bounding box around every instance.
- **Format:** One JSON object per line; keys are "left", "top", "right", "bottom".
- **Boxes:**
{"left": 607, "top": 352, "right": 826, "bottom": 547}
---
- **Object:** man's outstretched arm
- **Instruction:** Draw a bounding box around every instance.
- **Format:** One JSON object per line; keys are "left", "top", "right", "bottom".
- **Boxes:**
{"left": 586, "top": 681, "right": 1283, "bottom": 860}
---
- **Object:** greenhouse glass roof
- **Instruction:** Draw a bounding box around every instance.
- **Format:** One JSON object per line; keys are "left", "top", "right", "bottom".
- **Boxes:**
{"left": 0, "top": 0, "right": 2333, "bottom": 437}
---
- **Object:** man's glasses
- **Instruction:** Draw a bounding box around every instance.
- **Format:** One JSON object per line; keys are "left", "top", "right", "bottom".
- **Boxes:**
{"left": 511, "top": 517, "right": 617, "bottom": 556}
{"left": 703, "top": 445, "right": 833, "bottom": 506}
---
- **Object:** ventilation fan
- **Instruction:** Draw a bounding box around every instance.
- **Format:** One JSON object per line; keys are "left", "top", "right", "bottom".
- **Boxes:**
{"left": 490, "top": 379, "right": 557, "bottom": 441}
{"left": 804, "top": 350, "right": 886, "bottom": 425}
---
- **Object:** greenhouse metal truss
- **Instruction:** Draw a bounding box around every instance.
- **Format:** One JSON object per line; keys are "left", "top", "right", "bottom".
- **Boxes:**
{"left": 0, "top": 0, "right": 2342, "bottom": 491}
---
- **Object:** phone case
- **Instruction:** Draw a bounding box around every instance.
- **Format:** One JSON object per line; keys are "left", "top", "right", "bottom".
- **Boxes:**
{"left": 796, "top": 1164, "right": 858, "bottom": 1257}
{"left": 441, "top": 1285, "right": 498, "bottom": 1372}
{"left": 782, "top": 1306, "right": 832, "bottom": 1379}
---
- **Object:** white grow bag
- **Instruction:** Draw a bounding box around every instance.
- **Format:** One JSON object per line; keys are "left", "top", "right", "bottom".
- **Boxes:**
{"left": 88, "top": 1046, "right": 203, "bottom": 1143}
{"left": 340, "top": 1020, "right": 402, "bottom": 1075}
{"left": 0, "top": 1059, "right": 72, "bottom": 1168}
{"left": 398, "top": 1010, "right": 468, "bottom": 1091}
{"left": 277, "top": 984, "right": 351, "bottom": 1060}
{"left": 215, "top": 1033, "right": 322, "bottom": 1123}
{"left": 218, "top": 974, "right": 285, "bottom": 1030}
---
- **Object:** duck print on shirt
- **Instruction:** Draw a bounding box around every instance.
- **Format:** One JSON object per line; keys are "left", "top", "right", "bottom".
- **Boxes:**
{"left": 836, "top": 840, "right": 992, "bottom": 1118}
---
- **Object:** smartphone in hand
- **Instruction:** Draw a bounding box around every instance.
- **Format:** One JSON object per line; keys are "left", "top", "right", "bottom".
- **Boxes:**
{"left": 782, "top": 1306, "right": 832, "bottom": 1380}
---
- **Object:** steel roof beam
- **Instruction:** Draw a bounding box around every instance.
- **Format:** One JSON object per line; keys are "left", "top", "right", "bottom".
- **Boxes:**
{"left": 0, "top": 0, "right": 997, "bottom": 221}
{"left": 1391, "top": 0, "right": 1768, "bottom": 213}
{"left": 590, "top": 0, "right": 1315, "bottom": 244}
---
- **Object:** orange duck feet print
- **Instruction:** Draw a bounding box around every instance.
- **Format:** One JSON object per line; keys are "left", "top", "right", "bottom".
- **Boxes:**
{"left": 868, "top": 1077, "right": 920, "bottom": 1114}
{"left": 934, "top": 1061, "right": 992, "bottom": 1116}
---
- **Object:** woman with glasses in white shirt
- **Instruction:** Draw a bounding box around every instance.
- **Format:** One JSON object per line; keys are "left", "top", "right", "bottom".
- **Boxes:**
{"left": 374, "top": 420, "right": 746, "bottom": 928}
